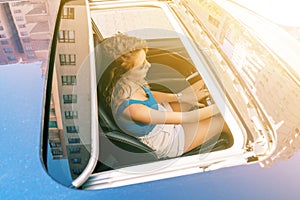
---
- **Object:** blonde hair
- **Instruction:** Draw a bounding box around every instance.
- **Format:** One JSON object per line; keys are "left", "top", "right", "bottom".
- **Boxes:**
{"left": 98, "top": 32, "right": 148, "bottom": 113}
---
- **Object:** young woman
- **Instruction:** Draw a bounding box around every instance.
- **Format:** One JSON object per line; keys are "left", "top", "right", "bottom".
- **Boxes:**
{"left": 99, "top": 32, "right": 228, "bottom": 159}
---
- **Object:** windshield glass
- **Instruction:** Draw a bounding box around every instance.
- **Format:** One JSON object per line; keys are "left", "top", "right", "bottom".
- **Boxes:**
{"left": 231, "top": 0, "right": 300, "bottom": 41}
{"left": 231, "top": 0, "right": 300, "bottom": 26}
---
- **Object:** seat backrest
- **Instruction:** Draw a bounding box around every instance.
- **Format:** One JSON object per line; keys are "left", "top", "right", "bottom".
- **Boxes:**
{"left": 97, "top": 69, "right": 122, "bottom": 132}
{"left": 97, "top": 75, "right": 158, "bottom": 147}
{"left": 96, "top": 81, "right": 158, "bottom": 172}
{"left": 97, "top": 100, "right": 121, "bottom": 132}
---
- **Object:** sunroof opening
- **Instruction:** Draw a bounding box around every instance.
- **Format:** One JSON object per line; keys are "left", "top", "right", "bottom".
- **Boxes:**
{"left": 94, "top": 36, "right": 234, "bottom": 173}
{"left": 43, "top": 0, "right": 239, "bottom": 189}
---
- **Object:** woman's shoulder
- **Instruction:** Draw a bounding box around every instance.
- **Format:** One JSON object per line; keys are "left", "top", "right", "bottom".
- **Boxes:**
{"left": 112, "top": 98, "right": 129, "bottom": 114}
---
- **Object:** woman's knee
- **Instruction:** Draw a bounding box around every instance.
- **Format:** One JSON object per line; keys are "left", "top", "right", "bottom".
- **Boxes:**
{"left": 182, "top": 115, "right": 225, "bottom": 151}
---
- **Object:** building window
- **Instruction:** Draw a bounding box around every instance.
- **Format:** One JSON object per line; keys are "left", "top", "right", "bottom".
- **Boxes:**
{"left": 18, "top": 24, "right": 26, "bottom": 29}
{"left": 1, "top": 40, "right": 8, "bottom": 45}
{"left": 65, "top": 111, "right": 78, "bottom": 119}
{"left": 0, "top": 26, "right": 3, "bottom": 31}
{"left": 59, "top": 54, "right": 76, "bottom": 65}
{"left": 49, "top": 121, "right": 58, "bottom": 128}
{"left": 208, "top": 15, "right": 220, "bottom": 28}
{"left": 68, "top": 147, "right": 80, "bottom": 154}
{"left": 23, "top": 38, "right": 30, "bottom": 43}
{"left": 52, "top": 150, "right": 62, "bottom": 156}
{"left": 0, "top": 34, "right": 6, "bottom": 38}
{"left": 71, "top": 158, "right": 81, "bottom": 164}
{"left": 27, "top": 53, "right": 35, "bottom": 59}
{"left": 20, "top": 31, "right": 28, "bottom": 36}
{"left": 68, "top": 138, "right": 80, "bottom": 144}
{"left": 3, "top": 48, "right": 12, "bottom": 53}
{"left": 14, "top": 9, "right": 21, "bottom": 13}
{"left": 62, "top": 75, "right": 77, "bottom": 85}
{"left": 63, "top": 94, "right": 77, "bottom": 104}
{"left": 72, "top": 168, "right": 83, "bottom": 175}
{"left": 50, "top": 108, "right": 56, "bottom": 115}
{"left": 58, "top": 30, "right": 75, "bottom": 43}
{"left": 15, "top": 16, "right": 24, "bottom": 21}
{"left": 25, "top": 46, "right": 33, "bottom": 51}
{"left": 7, "top": 56, "right": 16, "bottom": 61}
{"left": 50, "top": 142, "right": 61, "bottom": 148}
{"left": 66, "top": 126, "right": 79, "bottom": 133}
{"left": 62, "top": 7, "right": 75, "bottom": 19}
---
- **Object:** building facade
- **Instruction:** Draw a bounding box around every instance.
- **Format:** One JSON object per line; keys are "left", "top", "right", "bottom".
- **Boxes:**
{"left": 51, "top": 2, "right": 92, "bottom": 179}
{"left": 0, "top": 1, "right": 52, "bottom": 65}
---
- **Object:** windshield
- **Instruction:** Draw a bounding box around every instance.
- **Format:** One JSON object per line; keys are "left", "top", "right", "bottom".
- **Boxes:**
{"left": 231, "top": 0, "right": 300, "bottom": 26}
{"left": 231, "top": 0, "right": 300, "bottom": 41}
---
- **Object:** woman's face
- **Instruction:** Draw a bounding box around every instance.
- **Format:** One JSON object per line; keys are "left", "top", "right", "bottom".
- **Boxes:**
{"left": 125, "top": 49, "right": 151, "bottom": 81}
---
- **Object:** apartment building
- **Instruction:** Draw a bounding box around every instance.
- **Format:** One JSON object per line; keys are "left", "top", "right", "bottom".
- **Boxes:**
{"left": 51, "top": 3, "right": 92, "bottom": 179}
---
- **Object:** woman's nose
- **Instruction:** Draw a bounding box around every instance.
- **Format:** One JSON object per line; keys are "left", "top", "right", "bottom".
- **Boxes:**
{"left": 145, "top": 61, "right": 151, "bottom": 68}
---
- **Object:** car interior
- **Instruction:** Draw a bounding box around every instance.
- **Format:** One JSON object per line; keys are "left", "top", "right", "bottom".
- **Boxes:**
{"left": 94, "top": 36, "right": 234, "bottom": 173}
{"left": 42, "top": 2, "right": 241, "bottom": 187}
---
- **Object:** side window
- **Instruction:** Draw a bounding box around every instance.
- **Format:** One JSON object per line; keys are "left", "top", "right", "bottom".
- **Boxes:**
{"left": 42, "top": 0, "right": 97, "bottom": 187}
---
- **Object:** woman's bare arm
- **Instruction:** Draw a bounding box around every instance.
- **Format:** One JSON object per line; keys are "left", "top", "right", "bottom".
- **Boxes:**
{"left": 151, "top": 80, "right": 209, "bottom": 105}
{"left": 151, "top": 91, "right": 178, "bottom": 103}
{"left": 122, "top": 103, "right": 220, "bottom": 124}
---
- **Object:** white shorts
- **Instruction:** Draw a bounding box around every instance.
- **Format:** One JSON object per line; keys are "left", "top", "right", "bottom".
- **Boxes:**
{"left": 139, "top": 102, "right": 185, "bottom": 158}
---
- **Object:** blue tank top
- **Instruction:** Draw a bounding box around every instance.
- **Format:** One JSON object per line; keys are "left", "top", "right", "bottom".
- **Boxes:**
{"left": 115, "top": 85, "right": 159, "bottom": 137}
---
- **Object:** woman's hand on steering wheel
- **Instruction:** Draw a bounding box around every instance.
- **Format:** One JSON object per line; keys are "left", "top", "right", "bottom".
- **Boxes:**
{"left": 180, "top": 80, "right": 209, "bottom": 107}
